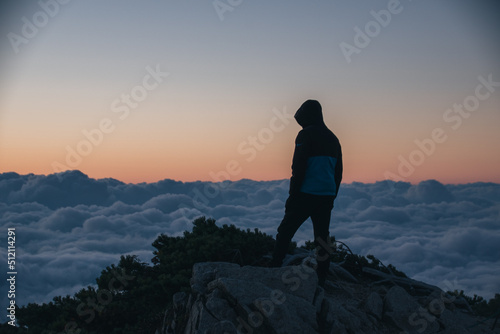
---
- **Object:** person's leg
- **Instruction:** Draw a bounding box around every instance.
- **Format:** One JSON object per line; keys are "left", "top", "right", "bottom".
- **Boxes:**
{"left": 310, "top": 195, "right": 335, "bottom": 286}
{"left": 271, "top": 194, "right": 310, "bottom": 267}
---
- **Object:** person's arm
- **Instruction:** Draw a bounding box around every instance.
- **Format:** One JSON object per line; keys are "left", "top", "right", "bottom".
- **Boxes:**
{"left": 289, "top": 131, "right": 309, "bottom": 195}
{"left": 334, "top": 144, "right": 343, "bottom": 196}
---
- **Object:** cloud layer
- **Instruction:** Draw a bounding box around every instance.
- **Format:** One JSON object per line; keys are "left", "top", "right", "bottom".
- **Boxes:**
{"left": 1, "top": 171, "right": 499, "bottom": 307}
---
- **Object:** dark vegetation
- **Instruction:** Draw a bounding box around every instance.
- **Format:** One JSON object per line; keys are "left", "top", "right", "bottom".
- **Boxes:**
{"left": 3, "top": 217, "right": 499, "bottom": 333}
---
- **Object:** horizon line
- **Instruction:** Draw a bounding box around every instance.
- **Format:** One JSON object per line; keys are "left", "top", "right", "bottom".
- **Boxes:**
{"left": 1, "top": 169, "right": 499, "bottom": 186}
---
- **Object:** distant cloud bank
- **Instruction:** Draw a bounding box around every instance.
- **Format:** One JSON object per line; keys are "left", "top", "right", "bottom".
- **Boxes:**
{"left": 1, "top": 171, "right": 499, "bottom": 306}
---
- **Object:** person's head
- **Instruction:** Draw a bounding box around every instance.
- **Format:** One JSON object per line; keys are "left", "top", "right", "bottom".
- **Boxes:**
{"left": 294, "top": 100, "right": 324, "bottom": 128}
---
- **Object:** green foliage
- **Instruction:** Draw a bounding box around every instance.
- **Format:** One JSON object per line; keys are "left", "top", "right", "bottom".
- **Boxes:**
{"left": 151, "top": 217, "right": 275, "bottom": 296}
{"left": 11, "top": 216, "right": 276, "bottom": 333}
{"left": 15, "top": 255, "right": 156, "bottom": 334}
{"left": 449, "top": 290, "right": 500, "bottom": 318}
{"left": 153, "top": 216, "right": 275, "bottom": 265}
{"left": 16, "top": 294, "right": 81, "bottom": 333}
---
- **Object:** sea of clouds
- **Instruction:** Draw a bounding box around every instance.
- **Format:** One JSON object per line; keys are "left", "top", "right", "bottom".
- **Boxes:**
{"left": 1, "top": 170, "right": 499, "bottom": 307}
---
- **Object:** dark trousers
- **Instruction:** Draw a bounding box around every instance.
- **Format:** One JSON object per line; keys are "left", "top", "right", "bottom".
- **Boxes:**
{"left": 271, "top": 192, "right": 335, "bottom": 283}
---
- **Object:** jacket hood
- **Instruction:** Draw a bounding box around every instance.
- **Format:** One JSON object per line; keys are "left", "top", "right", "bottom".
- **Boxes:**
{"left": 294, "top": 100, "right": 324, "bottom": 128}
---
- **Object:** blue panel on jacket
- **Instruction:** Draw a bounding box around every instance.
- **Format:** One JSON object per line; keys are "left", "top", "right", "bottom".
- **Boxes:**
{"left": 300, "top": 156, "right": 337, "bottom": 196}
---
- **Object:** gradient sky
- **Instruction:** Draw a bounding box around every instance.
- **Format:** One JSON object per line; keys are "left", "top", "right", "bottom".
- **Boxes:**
{"left": 1, "top": 0, "right": 499, "bottom": 184}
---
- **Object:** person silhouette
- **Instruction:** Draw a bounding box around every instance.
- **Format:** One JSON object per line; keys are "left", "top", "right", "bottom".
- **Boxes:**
{"left": 271, "top": 99, "right": 342, "bottom": 286}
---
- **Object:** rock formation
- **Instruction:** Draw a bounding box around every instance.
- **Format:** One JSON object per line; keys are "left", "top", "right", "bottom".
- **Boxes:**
{"left": 156, "top": 253, "right": 499, "bottom": 334}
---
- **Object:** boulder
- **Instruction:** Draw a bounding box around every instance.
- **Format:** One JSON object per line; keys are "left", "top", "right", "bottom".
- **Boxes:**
{"left": 158, "top": 262, "right": 500, "bottom": 334}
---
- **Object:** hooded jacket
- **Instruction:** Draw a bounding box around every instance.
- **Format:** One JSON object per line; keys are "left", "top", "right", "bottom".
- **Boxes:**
{"left": 289, "top": 100, "right": 342, "bottom": 196}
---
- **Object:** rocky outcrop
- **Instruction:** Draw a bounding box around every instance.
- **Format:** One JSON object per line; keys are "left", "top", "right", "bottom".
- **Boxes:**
{"left": 157, "top": 255, "right": 499, "bottom": 334}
